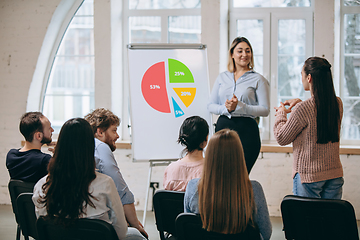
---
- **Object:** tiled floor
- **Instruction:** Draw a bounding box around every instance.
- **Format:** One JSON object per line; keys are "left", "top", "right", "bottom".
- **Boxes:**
{"left": 0, "top": 204, "right": 358, "bottom": 240}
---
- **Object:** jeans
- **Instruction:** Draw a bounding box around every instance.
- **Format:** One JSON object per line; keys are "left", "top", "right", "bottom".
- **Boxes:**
{"left": 292, "top": 173, "right": 344, "bottom": 199}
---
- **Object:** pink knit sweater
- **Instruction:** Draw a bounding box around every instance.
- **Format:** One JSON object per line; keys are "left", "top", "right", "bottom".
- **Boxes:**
{"left": 273, "top": 97, "right": 343, "bottom": 183}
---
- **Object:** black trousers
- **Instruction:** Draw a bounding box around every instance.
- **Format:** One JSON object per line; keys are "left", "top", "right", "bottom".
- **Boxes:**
{"left": 215, "top": 115, "right": 261, "bottom": 173}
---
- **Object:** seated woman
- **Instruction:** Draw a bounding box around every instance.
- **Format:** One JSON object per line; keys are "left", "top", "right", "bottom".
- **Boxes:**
{"left": 163, "top": 116, "right": 209, "bottom": 191}
{"left": 32, "top": 118, "right": 145, "bottom": 240}
{"left": 184, "top": 129, "right": 272, "bottom": 240}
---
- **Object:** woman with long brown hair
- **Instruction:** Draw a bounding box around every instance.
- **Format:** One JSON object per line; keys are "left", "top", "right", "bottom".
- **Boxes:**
{"left": 184, "top": 129, "right": 272, "bottom": 239}
{"left": 274, "top": 57, "right": 344, "bottom": 199}
{"left": 32, "top": 118, "right": 145, "bottom": 240}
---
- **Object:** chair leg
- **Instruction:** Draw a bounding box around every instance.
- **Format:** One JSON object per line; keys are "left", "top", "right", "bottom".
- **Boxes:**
{"left": 16, "top": 224, "right": 20, "bottom": 240}
{"left": 159, "top": 231, "right": 166, "bottom": 240}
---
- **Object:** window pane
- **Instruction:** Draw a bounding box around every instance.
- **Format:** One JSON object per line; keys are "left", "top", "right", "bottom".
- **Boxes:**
{"left": 233, "top": 0, "right": 310, "bottom": 8}
{"left": 344, "top": 0, "right": 360, "bottom": 6}
{"left": 277, "top": 19, "right": 306, "bottom": 105}
{"left": 237, "top": 19, "right": 264, "bottom": 74}
{"left": 57, "top": 19, "right": 94, "bottom": 56}
{"left": 43, "top": 0, "right": 95, "bottom": 133}
{"left": 343, "top": 13, "right": 360, "bottom": 140}
{"left": 76, "top": 0, "right": 94, "bottom": 15}
{"left": 72, "top": 16, "right": 94, "bottom": 27}
{"left": 342, "top": 56, "right": 360, "bottom": 140}
{"left": 129, "top": 16, "right": 161, "bottom": 43}
{"left": 129, "top": 0, "right": 200, "bottom": 9}
{"left": 342, "top": 98, "right": 360, "bottom": 140}
{"left": 168, "top": 16, "right": 201, "bottom": 43}
{"left": 43, "top": 56, "right": 95, "bottom": 131}
{"left": 344, "top": 14, "right": 360, "bottom": 54}
{"left": 344, "top": 56, "right": 360, "bottom": 97}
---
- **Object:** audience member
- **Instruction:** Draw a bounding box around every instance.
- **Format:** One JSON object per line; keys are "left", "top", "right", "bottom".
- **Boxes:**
{"left": 163, "top": 116, "right": 208, "bottom": 191}
{"left": 85, "top": 108, "right": 147, "bottom": 239}
{"left": 32, "top": 118, "right": 143, "bottom": 240}
{"left": 184, "top": 129, "right": 272, "bottom": 239}
{"left": 6, "top": 112, "right": 53, "bottom": 182}
{"left": 274, "top": 57, "right": 344, "bottom": 199}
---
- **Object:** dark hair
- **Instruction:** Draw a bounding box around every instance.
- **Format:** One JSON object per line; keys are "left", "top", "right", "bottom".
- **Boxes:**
{"left": 227, "top": 37, "right": 254, "bottom": 72}
{"left": 177, "top": 116, "right": 209, "bottom": 156}
{"left": 303, "top": 57, "right": 340, "bottom": 143}
{"left": 19, "top": 112, "right": 44, "bottom": 142}
{"left": 40, "top": 118, "right": 96, "bottom": 225}
{"left": 84, "top": 108, "right": 120, "bottom": 135}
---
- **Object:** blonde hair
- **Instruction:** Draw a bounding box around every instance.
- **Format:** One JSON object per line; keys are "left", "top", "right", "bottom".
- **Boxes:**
{"left": 227, "top": 37, "right": 254, "bottom": 73}
{"left": 198, "top": 129, "right": 256, "bottom": 234}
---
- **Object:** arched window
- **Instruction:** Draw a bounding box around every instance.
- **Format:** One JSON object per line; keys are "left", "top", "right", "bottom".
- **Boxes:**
{"left": 42, "top": 0, "right": 94, "bottom": 132}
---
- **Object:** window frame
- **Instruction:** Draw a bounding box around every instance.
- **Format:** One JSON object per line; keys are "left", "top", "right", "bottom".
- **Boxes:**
{"left": 121, "top": 1, "right": 201, "bottom": 140}
{"left": 27, "top": 0, "right": 84, "bottom": 113}
{"left": 336, "top": 0, "right": 360, "bottom": 145}
{"left": 42, "top": 6, "right": 95, "bottom": 133}
{"left": 27, "top": 0, "right": 84, "bottom": 139}
{"left": 229, "top": 3, "right": 314, "bottom": 143}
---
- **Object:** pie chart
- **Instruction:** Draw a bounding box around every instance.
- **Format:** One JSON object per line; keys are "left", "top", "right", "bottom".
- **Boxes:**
{"left": 141, "top": 59, "right": 196, "bottom": 118}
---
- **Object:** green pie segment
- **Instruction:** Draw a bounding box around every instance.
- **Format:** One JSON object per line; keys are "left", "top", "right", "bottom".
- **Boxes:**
{"left": 168, "top": 59, "right": 194, "bottom": 83}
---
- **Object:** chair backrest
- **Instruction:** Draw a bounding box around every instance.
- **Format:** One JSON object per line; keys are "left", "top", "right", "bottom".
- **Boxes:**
{"left": 153, "top": 189, "right": 185, "bottom": 240}
{"left": 16, "top": 193, "right": 38, "bottom": 239}
{"left": 281, "top": 195, "right": 359, "bottom": 240}
{"left": 8, "top": 179, "right": 35, "bottom": 224}
{"left": 175, "top": 213, "right": 261, "bottom": 240}
{"left": 36, "top": 216, "right": 119, "bottom": 240}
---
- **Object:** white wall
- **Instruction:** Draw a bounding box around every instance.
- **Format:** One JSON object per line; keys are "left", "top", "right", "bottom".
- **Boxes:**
{"left": 0, "top": 0, "right": 359, "bottom": 220}
{"left": 0, "top": 0, "right": 62, "bottom": 203}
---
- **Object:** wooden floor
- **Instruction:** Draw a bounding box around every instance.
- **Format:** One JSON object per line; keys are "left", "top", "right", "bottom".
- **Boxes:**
{"left": 0, "top": 204, "right": 357, "bottom": 240}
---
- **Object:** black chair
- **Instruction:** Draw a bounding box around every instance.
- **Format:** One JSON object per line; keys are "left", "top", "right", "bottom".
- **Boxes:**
{"left": 16, "top": 193, "right": 38, "bottom": 239}
{"left": 175, "top": 213, "right": 261, "bottom": 240}
{"left": 153, "top": 190, "right": 185, "bottom": 240}
{"left": 281, "top": 195, "right": 359, "bottom": 240}
{"left": 36, "top": 216, "right": 119, "bottom": 240}
{"left": 8, "top": 179, "right": 35, "bottom": 240}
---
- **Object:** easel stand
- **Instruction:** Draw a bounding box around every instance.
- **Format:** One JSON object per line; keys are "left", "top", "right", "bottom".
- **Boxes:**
{"left": 142, "top": 159, "right": 175, "bottom": 226}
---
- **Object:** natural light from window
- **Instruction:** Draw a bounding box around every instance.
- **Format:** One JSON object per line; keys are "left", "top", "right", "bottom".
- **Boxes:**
{"left": 42, "top": 0, "right": 94, "bottom": 133}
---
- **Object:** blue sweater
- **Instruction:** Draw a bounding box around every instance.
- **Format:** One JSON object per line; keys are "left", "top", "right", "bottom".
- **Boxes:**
{"left": 184, "top": 178, "right": 272, "bottom": 240}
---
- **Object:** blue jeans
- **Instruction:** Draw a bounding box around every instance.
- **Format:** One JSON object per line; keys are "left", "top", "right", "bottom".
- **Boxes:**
{"left": 292, "top": 173, "right": 344, "bottom": 199}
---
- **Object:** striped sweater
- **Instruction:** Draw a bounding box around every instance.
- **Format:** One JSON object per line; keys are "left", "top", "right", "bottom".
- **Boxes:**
{"left": 273, "top": 97, "right": 343, "bottom": 183}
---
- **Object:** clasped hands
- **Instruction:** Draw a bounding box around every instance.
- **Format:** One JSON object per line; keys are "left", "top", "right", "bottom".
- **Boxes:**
{"left": 225, "top": 94, "right": 238, "bottom": 113}
{"left": 274, "top": 98, "right": 302, "bottom": 115}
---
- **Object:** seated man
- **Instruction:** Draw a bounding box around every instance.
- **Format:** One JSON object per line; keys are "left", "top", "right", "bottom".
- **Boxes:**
{"left": 6, "top": 112, "right": 54, "bottom": 182}
{"left": 85, "top": 108, "right": 148, "bottom": 239}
